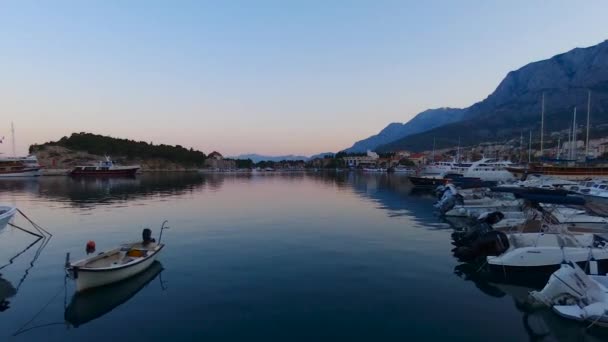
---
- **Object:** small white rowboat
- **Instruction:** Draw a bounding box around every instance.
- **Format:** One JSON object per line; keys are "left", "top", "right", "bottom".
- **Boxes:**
{"left": 66, "top": 224, "right": 169, "bottom": 292}
{"left": 67, "top": 241, "right": 164, "bottom": 292}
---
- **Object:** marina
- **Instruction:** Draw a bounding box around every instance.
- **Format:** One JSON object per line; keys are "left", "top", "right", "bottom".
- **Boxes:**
{"left": 2, "top": 172, "right": 608, "bottom": 340}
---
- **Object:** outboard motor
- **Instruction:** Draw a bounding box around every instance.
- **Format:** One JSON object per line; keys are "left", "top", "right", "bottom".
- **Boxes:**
{"left": 142, "top": 228, "right": 155, "bottom": 245}
{"left": 453, "top": 230, "right": 510, "bottom": 261}
{"left": 477, "top": 211, "right": 505, "bottom": 226}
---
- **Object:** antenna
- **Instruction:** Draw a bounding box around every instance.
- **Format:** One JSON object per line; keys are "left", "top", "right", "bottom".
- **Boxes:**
{"left": 540, "top": 92, "right": 545, "bottom": 157}
{"left": 11, "top": 122, "right": 16, "bottom": 157}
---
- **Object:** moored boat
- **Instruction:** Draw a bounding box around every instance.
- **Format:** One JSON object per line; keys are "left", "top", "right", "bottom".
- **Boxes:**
{"left": 506, "top": 164, "right": 608, "bottom": 181}
{"left": 70, "top": 157, "right": 140, "bottom": 176}
{"left": 66, "top": 226, "right": 166, "bottom": 292}
{"left": 0, "top": 155, "right": 42, "bottom": 177}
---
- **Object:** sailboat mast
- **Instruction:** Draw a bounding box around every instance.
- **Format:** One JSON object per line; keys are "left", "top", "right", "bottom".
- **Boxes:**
{"left": 540, "top": 92, "right": 545, "bottom": 157}
{"left": 11, "top": 122, "right": 16, "bottom": 157}
{"left": 557, "top": 137, "right": 561, "bottom": 159}
{"left": 519, "top": 130, "right": 523, "bottom": 163}
{"left": 572, "top": 107, "right": 577, "bottom": 160}
{"left": 457, "top": 136, "right": 460, "bottom": 162}
{"left": 586, "top": 90, "right": 591, "bottom": 158}
{"left": 432, "top": 137, "right": 435, "bottom": 162}
{"left": 528, "top": 130, "right": 532, "bottom": 163}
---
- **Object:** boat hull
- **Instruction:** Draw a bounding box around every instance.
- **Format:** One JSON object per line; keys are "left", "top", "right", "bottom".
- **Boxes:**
{"left": 506, "top": 165, "right": 608, "bottom": 180}
{"left": 72, "top": 246, "right": 162, "bottom": 292}
{"left": 488, "top": 246, "right": 608, "bottom": 276}
{"left": 0, "top": 168, "right": 42, "bottom": 177}
{"left": 70, "top": 168, "right": 140, "bottom": 177}
{"left": 0, "top": 206, "right": 17, "bottom": 231}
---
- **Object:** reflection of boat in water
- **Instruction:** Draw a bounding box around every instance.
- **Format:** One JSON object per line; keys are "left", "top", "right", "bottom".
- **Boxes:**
{"left": 65, "top": 261, "right": 163, "bottom": 327}
{"left": 0, "top": 275, "right": 17, "bottom": 312}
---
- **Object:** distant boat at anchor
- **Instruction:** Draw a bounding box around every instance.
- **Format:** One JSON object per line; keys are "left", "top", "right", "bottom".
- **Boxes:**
{"left": 0, "top": 155, "right": 42, "bottom": 177}
{"left": 70, "top": 157, "right": 140, "bottom": 176}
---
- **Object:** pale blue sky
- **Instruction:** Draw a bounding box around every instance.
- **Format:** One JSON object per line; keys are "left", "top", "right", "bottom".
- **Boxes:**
{"left": 1, "top": 1, "right": 607, "bottom": 156}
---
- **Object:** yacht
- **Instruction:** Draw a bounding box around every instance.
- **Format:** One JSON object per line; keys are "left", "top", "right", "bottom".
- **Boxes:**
{"left": 453, "top": 158, "right": 516, "bottom": 182}
{"left": 422, "top": 160, "right": 456, "bottom": 175}
{"left": 0, "top": 155, "right": 42, "bottom": 177}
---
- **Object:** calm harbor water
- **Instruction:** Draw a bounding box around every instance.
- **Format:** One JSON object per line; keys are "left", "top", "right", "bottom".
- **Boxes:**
{"left": 0, "top": 172, "right": 606, "bottom": 341}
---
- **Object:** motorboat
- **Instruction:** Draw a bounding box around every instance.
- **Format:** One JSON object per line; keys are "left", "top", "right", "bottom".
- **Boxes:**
{"left": 0, "top": 205, "right": 17, "bottom": 231}
{"left": 452, "top": 158, "right": 516, "bottom": 182}
{"left": 66, "top": 226, "right": 167, "bottom": 292}
{"left": 0, "top": 155, "right": 42, "bottom": 177}
{"left": 486, "top": 230, "right": 608, "bottom": 275}
{"left": 531, "top": 262, "right": 608, "bottom": 327}
{"left": 362, "top": 167, "right": 386, "bottom": 173}
{"left": 65, "top": 261, "right": 164, "bottom": 327}
{"left": 70, "top": 156, "right": 140, "bottom": 176}
{"left": 389, "top": 166, "right": 416, "bottom": 174}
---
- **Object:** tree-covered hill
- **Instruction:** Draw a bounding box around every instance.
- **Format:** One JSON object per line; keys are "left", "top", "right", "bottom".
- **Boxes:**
{"left": 30, "top": 132, "right": 207, "bottom": 167}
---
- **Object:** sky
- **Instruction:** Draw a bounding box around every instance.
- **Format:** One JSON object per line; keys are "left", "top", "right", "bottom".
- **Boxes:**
{"left": 1, "top": 1, "right": 608, "bottom": 157}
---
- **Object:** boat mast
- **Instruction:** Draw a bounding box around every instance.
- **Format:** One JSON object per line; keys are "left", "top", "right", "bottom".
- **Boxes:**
{"left": 528, "top": 130, "right": 532, "bottom": 163}
{"left": 457, "top": 136, "right": 460, "bottom": 162}
{"left": 557, "top": 137, "right": 561, "bottom": 159}
{"left": 11, "top": 121, "right": 16, "bottom": 157}
{"left": 572, "top": 107, "right": 577, "bottom": 161}
{"left": 586, "top": 90, "right": 591, "bottom": 158}
{"left": 540, "top": 92, "right": 545, "bottom": 157}
{"left": 519, "top": 130, "right": 523, "bottom": 163}
{"left": 432, "top": 137, "right": 435, "bottom": 162}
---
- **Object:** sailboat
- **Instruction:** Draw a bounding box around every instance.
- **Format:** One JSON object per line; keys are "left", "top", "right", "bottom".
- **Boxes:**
{"left": 0, "top": 123, "right": 42, "bottom": 177}
{"left": 506, "top": 92, "right": 608, "bottom": 180}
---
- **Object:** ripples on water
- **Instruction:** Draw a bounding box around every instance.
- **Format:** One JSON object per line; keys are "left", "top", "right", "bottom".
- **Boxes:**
{"left": 0, "top": 172, "right": 607, "bottom": 341}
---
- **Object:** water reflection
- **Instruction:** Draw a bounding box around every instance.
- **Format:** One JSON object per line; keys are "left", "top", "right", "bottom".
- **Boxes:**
{"left": 454, "top": 262, "right": 608, "bottom": 341}
{"left": 0, "top": 173, "right": 206, "bottom": 208}
{"left": 65, "top": 261, "right": 164, "bottom": 327}
{"left": 0, "top": 276, "right": 17, "bottom": 312}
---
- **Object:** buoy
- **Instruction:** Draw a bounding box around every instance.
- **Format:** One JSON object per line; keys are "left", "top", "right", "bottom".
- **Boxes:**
{"left": 86, "top": 240, "right": 96, "bottom": 254}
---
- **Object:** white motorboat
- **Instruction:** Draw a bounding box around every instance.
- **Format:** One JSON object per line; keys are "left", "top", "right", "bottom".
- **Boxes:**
{"left": 66, "top": 226, "right": 167, "bottom": 292}
{"left": 531, "top": 262, "right": 608, "bottom": 327}
{"left": 487, "top": 230, "right": 608, "bottom": 274}
{"left": 444, "top": 198, "right": 523, "bottom": 217}
{"left": 362, "top": 167, "right": 386, "bottom": 173}
{"left": 452, "top": 158, "right": 516, "bottom": 182}
{"left": 0, "top": 205, "right": 17, "bottom": 231}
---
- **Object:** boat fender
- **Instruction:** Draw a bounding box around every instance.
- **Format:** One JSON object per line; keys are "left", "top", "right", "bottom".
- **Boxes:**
{"left": 86, "top": 240, "right": 96, "bottom": 254}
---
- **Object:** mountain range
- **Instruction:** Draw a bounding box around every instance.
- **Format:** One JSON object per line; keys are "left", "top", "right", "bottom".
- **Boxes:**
{"left": 344, "top": 107, "right": 465, "bottom": 152}
{"left": 345, "top": 39, "right": 608, "bottom": 153}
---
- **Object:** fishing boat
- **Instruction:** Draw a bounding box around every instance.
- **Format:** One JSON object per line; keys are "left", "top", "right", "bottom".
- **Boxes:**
{"left": 531, "top": 262, "right": 608, "bottom": 327}
{"left": 0, "top": 205, "right": 17, "bottom": 231}
{"left": 70, "top": 156, "right": 140, "bottom": 176}
{"left": 0, "top": 155, "right": 42, "bottom": 177}
{"left": 66, "top": 224, "right": 168, "bottom": 292}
